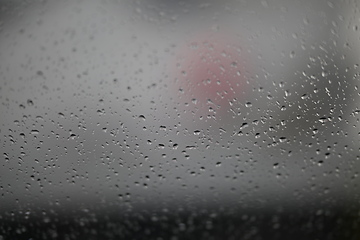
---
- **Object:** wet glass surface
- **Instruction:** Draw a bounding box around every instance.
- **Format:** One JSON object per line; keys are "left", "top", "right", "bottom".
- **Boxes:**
{"left": 0, "top": 0, "right": 359, "bottom": 239}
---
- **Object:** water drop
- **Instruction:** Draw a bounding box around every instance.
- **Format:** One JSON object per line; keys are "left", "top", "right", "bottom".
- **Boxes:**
{"left": 27, "top": 99, "right": 34, "bottom": 106}
{"left": 289, "top": 51, "right": 295, "bottom": 58}
{"left": 240, "top": 122, "right": 248, "bottom": 130}
{"left": 30, "top": 130, "right": 39, "bottom": 135}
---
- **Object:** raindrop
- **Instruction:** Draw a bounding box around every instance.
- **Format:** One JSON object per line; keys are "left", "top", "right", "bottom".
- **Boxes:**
{"left": 30, "top": 130, "right": 39, "bottom": 135}
{"left": 68, "top": 133, "right": 77, "bottom": 140}
{"left": 239, "top": 122, "right": 248, "bottom": 130}
{"left": 27, "top": 99, "right": 34, "bottom": 106}
{"left": 301, "top": 94, "right": 308, "bottom": 100}
{"left": 318, "top": 117, "right": 327, "bottom": 123}
{"left": 245, "top": 102, "right": 252, "bottom": 107}
{"left": 289, "top": 51, "right": 295, "bottom": 58}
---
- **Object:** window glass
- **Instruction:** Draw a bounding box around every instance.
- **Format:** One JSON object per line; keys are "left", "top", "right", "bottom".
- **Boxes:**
{"left": 0, "top": 0, "right": 359, "bottom": 239}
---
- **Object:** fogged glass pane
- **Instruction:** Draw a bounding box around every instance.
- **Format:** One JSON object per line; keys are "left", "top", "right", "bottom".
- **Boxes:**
{"left": 0, "top": 0, "right": 359, "bottom": 239}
